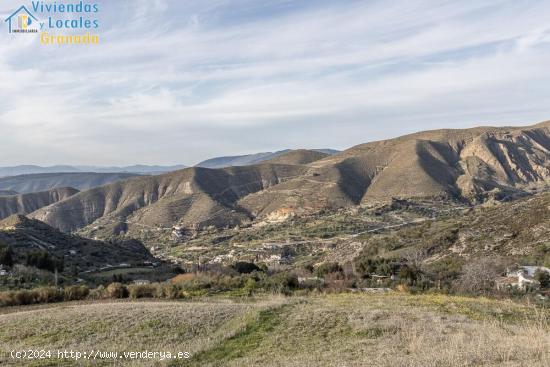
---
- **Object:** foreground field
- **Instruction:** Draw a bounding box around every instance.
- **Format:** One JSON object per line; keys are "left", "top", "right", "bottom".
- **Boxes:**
{"left": 0, "top": 293, "right": 548, "bottom": 366}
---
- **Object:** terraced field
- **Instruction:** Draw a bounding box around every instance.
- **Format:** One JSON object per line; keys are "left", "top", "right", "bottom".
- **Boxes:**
{"left": 0, "top": 293, "right": 547, "bottom": 366}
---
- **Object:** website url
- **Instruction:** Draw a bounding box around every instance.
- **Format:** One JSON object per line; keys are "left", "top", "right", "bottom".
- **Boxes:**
{"left": 10, "top": 349, "right": 191, "bottom": 361}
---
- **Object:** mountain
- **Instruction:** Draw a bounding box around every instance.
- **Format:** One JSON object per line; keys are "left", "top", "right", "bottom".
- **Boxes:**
{"left": 0, "top": 190, "right": 18, "bottom": 196}
{"left": 195, "top": 149, "right": 339, "bottom": 168}
{"left": 262, "top": 149, "right": 330, "bottom": 165}
{"left": 239, "top": 121, "right": 550, "bottom": 218}
{"left": 0, "top": 172, "right": 139, "bottom": 194}
{"left": 30, "top": 164, "right": 307, "bottom": 233}
{"left": 75, "top": 165, "right": 187, "bottom": 174}
{"left": 0, "top": 165, "right": 186, "bottom": 177}
{"left": 0, "top": 188, "right": 79, "bottom": 220}
{"left": 28, "top": 120, "right": 550, "bottom": 234}
{"left": 0, "top": 165, "right": 81, "bottom": 177}
{"left": 0, "top": 215, "right": 155, "bottom": 274}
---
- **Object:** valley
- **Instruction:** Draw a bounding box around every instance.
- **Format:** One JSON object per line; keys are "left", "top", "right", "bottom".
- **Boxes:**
{"left": 1, "top": 122, "right": 550, "bottom": 366}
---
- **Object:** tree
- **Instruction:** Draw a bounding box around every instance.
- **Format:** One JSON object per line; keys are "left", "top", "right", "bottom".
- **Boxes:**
{"left": 25, "top": 250, "right": 64, "bottom": 272}
{"left": 0, "top": 245, "right": 14, "bottom": 266}
{"left": 455, "top": 257, "right": 506, "bottom": 295}
{"left": 232, "top": 261, "right": 261, "bottom": 274}
{"left": 535, "top": 269, "right": 550, "bottom": 289}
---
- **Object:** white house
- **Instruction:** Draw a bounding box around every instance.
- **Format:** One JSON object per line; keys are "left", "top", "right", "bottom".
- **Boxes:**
{"left": 496, "top": 265, "right": 546, "bottom": 291}
{"left": 0, "top": 265, "right": 8, "bottom": 276}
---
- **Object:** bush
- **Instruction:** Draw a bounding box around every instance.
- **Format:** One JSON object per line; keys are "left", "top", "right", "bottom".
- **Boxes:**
{"left": 88, "top": 285, "right": 107, "bottom": 300}
{"left": 232, "top": 261, "right": 261, "bottom": 274}
{"left": 155, "top": 283, "right": 179, "bottom": 299}
{"left": 128, "top": 284, "right": 158, "bottom": 299}
{"left": 315, "top": 262, "right": 342, "bottom": 278}
{"left": 535, "top": 269, "right": 550, "bottom": 288}
{"left": 455, "top": 257, "right": 506, "bottom": 295}
{"left": 262, "top": 272, "right": 299, "bottom": 294}
{"left": 36, "top": 287, "right": 64, "bottom": 303}
{"left": 0, "top": 287, "right": 64, "bottom": 307}
{"left": 106, "top": 283, "right": 128, "bottom": 298}
{"left": 63, "top": 285, "right": 90, "bottom": 301}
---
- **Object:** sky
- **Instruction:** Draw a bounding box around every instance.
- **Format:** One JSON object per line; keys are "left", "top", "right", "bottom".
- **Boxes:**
{"left": 1, "top": 0, "right": 550, "bottom": 166}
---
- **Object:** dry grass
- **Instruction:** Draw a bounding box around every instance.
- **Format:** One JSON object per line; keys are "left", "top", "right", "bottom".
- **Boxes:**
{"left": 0, "top": 294, "right": 548, "bottom": 366}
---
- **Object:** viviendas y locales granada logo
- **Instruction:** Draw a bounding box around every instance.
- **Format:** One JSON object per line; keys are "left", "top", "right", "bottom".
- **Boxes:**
{"left": 4, "top": 1, "right": 100, "bottom": 45}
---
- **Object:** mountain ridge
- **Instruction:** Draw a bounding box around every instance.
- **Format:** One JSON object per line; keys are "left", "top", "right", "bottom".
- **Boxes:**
{"left": 0, "top": 172, "right": 139, "bottom": 194}
{"left": 195, "top": 149, "right": 339, "bottom": 168}
{"left": 0, "top": 187, "right": 79, "bottom": 220}
{"left": 28, "top": 120, "right": 550, "bottom": 234}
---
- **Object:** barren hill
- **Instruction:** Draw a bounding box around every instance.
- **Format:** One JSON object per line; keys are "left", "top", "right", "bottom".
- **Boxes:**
{"left": 28, "top": 120, "right": 550, "bottom": 233}
{"left": 30, "top": 164, "right": 307, "bottom": 232}
{"left": 0, "top": 187, "right": 78, "bottom": 220}
{"left": 263, "top": 149, "right": 329, "bottom": 165}
{"left": 240, "top": 122, "right": 550, "bottom": 217}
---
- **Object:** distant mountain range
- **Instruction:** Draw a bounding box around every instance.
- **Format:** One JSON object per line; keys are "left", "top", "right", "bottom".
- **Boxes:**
{"left": 195, "top": 149, "right": 339, "bottom": 168}
{"left": 0, "top": 165, "right": 187, "bottom": 177}
{"left": 0, "top": 172, "right": 139, "bottom": 194}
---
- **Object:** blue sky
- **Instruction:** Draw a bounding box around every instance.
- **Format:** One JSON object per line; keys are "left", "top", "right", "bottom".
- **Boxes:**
{"left": 1, "top": 0, "right": 550, "bottom": 166}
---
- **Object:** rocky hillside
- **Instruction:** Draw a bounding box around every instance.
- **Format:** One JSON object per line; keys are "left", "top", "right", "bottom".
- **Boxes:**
{"left": 30, "top": 164, "right": 307, "bottom": 233}
{"left": 0, "top": 172, "right": 139, "bottom": 194}
{"left": 0, "top": 215, "right": 155, "bottom": 274}
{"left": 0, "top": 188, "right": 78, "bottom": 220}
{"left": 240, "top": 121, "right": 550, "bottom": 217}
{"left": 27, "top": 120, "right": 550, "bottom": 234}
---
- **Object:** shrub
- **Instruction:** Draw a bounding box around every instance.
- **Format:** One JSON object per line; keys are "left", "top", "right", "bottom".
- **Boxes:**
{"left": 535, "top": 269, "right": 550, "bottom": 289}
{"left": 155, "top": 284, "right": 179, "bottom": 299}
{"left": 63, "top": 285, "right": 90, "bottom": 301}
{"left": 0, "top": 291, "right": 17, "bottom": 306}
{"left": 315, "top": 262, "right": 342, "bottom": 278}
{"left": 88, "top": 285, "right": 107, "bottom": 300}
{"left": 106, "top": 283, "right": 128, "bottom": 298}
{"left": 455, "top": 257, "right": 507, "bottom": 295}
{"left": 128, "top": 284, "right": 157, "bottom": 299}
{"left": 232, "top": 261, "right": 261, "bottom": 274}
{"left": 262, "top": 272, "right": 299, "bottom": 294}
{"left": 243, "top": 278, "right": 257, "bottom": 296}
{"left": 36, "top": 287, "right": 64, "bottom": 303}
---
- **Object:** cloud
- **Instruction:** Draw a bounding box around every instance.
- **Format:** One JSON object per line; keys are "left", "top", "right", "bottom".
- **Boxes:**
{"left": 1, "top": 0, "right": 550, "bottom": 165}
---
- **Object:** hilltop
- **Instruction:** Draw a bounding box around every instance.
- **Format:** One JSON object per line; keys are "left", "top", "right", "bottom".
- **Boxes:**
{"left": 195, "top": 149, "right": 338, "bottom": 168}
{"left": 262, "top": 149, "right": 330, "bottom": 165}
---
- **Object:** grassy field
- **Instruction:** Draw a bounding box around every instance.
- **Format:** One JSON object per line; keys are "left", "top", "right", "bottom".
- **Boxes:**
{"left": 0, "top": 293, "right": 548, "bottom": 366}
